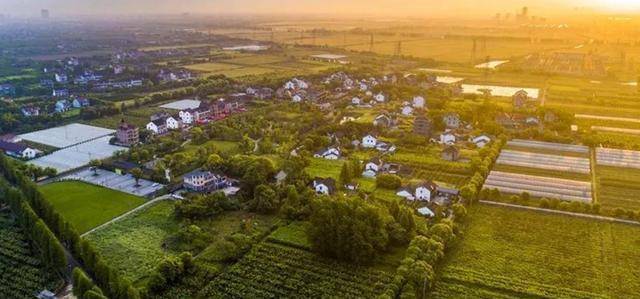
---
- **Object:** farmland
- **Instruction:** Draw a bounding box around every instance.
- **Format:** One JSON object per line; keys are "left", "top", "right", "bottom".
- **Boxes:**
{"left": 0, "top": 210, "right": 61, "bottom": 298}
{"left": 84, "top": 200, "right": 179, "bottom": 285}
{"left": 39, "top": 181, "right": 146, "bottom": 234}
{"left": 484, "top": 171, "right": 592, "bottom": 202}
{"left": 432, "top": 204, "right": 640, "bottom": 298}
{"left": 595, "top": 148, "right": 640, "bottom": 210}
{"left": 201, "top": 241, "right": 393, "bottom": 298}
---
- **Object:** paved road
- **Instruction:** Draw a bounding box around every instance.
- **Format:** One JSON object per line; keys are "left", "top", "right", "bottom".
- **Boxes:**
{"left": 480, "top": 200, "right": 640, "bottom": 226}
{"left": 81, "top": 195, "right": 171, "bottom": 237}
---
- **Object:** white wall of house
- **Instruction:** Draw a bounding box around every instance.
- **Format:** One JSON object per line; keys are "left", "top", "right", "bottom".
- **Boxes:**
{"left": 415, "top": 187, "right": 432, "bottom": 201}
{"left": 362, "top": 135, "right": 377, "bottom": 148}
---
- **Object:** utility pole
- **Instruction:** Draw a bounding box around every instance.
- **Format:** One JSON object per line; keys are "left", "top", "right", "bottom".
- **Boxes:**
{"left": 394, "top": 41, "right": 402, "bottom": 57}
{"left": 369, "top": 33, "right": 374, "bottom": 52}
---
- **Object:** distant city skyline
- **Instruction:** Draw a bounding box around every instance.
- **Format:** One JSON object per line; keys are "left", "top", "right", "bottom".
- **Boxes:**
{"left": 1, "top": 0, "right": 637, "bottom": 18}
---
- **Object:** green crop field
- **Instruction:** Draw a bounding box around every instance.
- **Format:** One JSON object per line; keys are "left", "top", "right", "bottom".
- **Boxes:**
{"left": 306, "top": 158, "right": 344, "bottom": 179}
{"left": 432, "top": 204, "right": 640, "bottom": 298}
{"left": 85, "top": 200, "right": 179, "bottom": 285}
{"left": 0, "top": 210, "right": 61, "bottom": 298}
{"left": 40, "top": 181, "right": 146, "bottom": 234}
{"left": 200, "top": 241, "right": 393, "bottom": 298}
{"left": 596, "top": 166, "right": 640, "bottom": 211}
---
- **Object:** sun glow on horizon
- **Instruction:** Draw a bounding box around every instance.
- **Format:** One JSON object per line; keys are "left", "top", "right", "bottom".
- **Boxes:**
{"left": 595, "top": 0, "right": 640, "bottom": 11}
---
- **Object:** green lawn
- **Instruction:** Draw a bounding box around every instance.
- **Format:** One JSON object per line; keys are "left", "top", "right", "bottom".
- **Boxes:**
{"left": 432, "top": 204, "right": 640, "bottom": 298}
{"left": 40, "top": 181, "right": 146, "bottom": 234}
{"left": 85, "top": 200, "right": 179, "bottom": 285}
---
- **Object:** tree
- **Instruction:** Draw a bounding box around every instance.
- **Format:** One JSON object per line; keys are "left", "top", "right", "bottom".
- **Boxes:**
{"left": 376, "top": 174, "right": 402, "bottom": 189}
{"left": 253, "top": 184, "right": 279, "bottom": 213}
{"left": 308, "top": 196, "right": 389, "bottom": 264}
{"left": 89, "top": 160, "right": 102, "bottom": 176}
{"left": 205, "top": 154, "right": 223, "bottom": 171}
{"left": 239, "top": 135, "right": 254, "bottom": 153}
{"left": 339, "top": 162, "right": 353, "bottom": 186}
{"left": 130, "top": 168, "right": 143, "bottom": 187}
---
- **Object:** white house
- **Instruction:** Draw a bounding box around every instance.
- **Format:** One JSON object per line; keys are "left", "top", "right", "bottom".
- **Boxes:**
{"left": 351, "top": 97, "right": 362, "bottom": 105}
{"left": 313, "top": 178, "right": 336, "bottom": 195}
{"left": 413, "top": 96, "right": 425, "bottom": 108}
{"left": 417, "top": 207, "right": 435, "bottom": 217}
{"left": 363, "top": 157, "right": 382, "bottom": 177}
{"left": 359, "top": 82, "right": 368, "bottom": 91}
{"left": 374, "top": 93, "right": 386, "bottom": 103}
{"left": 362, "top": 134, "right": 378, "bottom": 148}
{"left": 146, "top": 118, "right": 168, "bottom": 135}
{"left": 396, "top": 187, "right": 415, "bottom": 201}
{"left": 314, "top": 147, "right": 341, "bottom": 160}
{"left": 179, "top": 110, "right": 194, "bottom": 124}
{"left": 440, "top": 132, "right": 456, "bottom": 145}
{"left": 472, "top": 135, "right": 492, "bottom": 148}
{"left": 401, "top": 105, "right": 413, "bottom": 116}
{"left": 0, "top": 141, "right": 37, "bottom": 160}
{"left": 292, "top": 94, "right": 303, "bottom": 103}
{"left": 166, "top": 116, "right": 181, "bottom": 130}
{"left": 415, "top": 182, "right": 437, "bottom": 201}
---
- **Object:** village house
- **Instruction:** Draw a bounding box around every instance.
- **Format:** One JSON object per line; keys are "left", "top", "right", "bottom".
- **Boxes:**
{"left": 146, "top": 118, "right": 169, "bottom": 135}
{"left": 21, "top": 106, "right": 40, "bottom": 117}
{"left": 417, "top": 207, "right": 435, "bottom": 218}
{"left": 284, "top": 78, "right": 309, "bottom": 90}
{"left": 363, "top": 157, "right": 383, "bottom": 177}
{"left": 472, "top": 135, "right": 492, "bottom": 148}
{"left": 351, "top": 97, "right": 362, "bottom": 105}
{"left": 374, "top": 93, "right": 386, "bottom": 103}
{"left": 443, "top": 112, "right": 461, "bottom": 129}
{"left": 413, "top": 96, "right": 426, "bottom": 108}
{"left": 396, "top": 181, "right": 438, "bottom": 202}
{"left": 373, "top": 114, "right": 395, "bottom": 127}
{"left": 440, "top": 132, "right": 456, "bottom": 145}
{"left": 54, "top": 100, "right": 70, "bottom": 113}
{"left": 441, "top": 145, "right": 460, "bottom": 161}
{"left": 115, "top": 120, "right": 139, "bottom": 146}
{"left": 362, "top": 134, "right": 378, "bottom": 148}
{"left": 52, "top": 89, "right": 69, "bottom": 97}
{"left": 382, "top": 163, "right": 401, "bottom": 175}
{"left": 0, "top": 141, "right": 37, "bottom": 160}
{"left": 313, "top": 178, "right": 336, "bottom": 195}
{"left": 401, "top": 105, "right": 414, "bottom": 116}
{"left": 0, "top": 83, "right": 15, "bottom": 96}
{"left": 314, "top": 147, "right": 341, "bottom": 160}
{"left": 413, "top": 116, "right": 432, "bottom": 137}
{"left": 375, "top": 141, "right": 396, "bottom": 153}
{"left": 183, "top": 170, "right": 230, "bottom": 193}
{"left": 54, "top": 73, "right": 68, "bottom": 83}
{"left": 72, "top": 97, "right": 90, "bottom": 108}
{"left": 166, "top": 116, "right": 181, "bottom": 130}
{"left": 512, "top": 89, "right": 530, "bottom": 109}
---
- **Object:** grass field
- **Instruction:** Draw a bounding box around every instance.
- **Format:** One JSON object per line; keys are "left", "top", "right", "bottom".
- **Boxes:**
{"left": 85, "top": 200, "right": 179, "bottom": 285}
{"left": 305, "top": 158, "right": 345, "bottom": 179}
{"left": 596, "top": 166, "right": 640, "bottom": 211}
{"left": 432, "top": 204, "right": 640, "bottom": 298}
{"left": 40, "top": 181, "right": 146, "bottom": 234}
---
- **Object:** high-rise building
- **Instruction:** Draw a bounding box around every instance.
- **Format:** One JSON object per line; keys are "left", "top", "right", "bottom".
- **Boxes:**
{"left": 41, "top": 9, "right": 49, "bottom": 19}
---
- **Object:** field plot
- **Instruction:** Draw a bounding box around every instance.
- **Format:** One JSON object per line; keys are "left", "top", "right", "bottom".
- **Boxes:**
{"left": 592, "top": 126, "right": 640, "bottom": 135}
{"left": 496, "top": 149, "right": 591, "bottom": 174}
{"left": 484, "top": 171, "right": 592, "bottom": 202}
{"left": 461, "top": 84, "right": 539, "bottom": 98}
{"left": 159, "top": 99, "right": 201, "bottom": 110}
{"left": 30, "top": 136, "right": 126, "bottom": 173}
{"left": 201, "top": 241, "right": 393, "bottom": 298}
{"left": 507, "top": 139, "right": 589, "bottom": 154}
{"left": 40, "top": 181, "right": 146, "bottom": 234}
{"left": 0, "top": 210, "right": 61, "bottom": 298}
{"left": 432, "top": 204, "right": 640, "bottom": 298}
{"left": 595, "top": 148, "right": 640, "bottom": 210}
{"left": 19, "top": 123, "right": 115, "bottom": 148}
{"left": 596, "top": 147, "right": 640, "bottom": 169}
{"left": 85, "top": 200, "right": 178, "bottom": 285}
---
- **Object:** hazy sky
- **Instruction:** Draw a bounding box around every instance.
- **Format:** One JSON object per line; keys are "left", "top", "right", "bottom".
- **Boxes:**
{"left": 1, "top": 0, "right": 638, "bottom": 17}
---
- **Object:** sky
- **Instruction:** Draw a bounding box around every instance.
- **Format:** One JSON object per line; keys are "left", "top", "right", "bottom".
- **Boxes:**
{"left": 1, "top": 0, "right": 639, "bottom": 17}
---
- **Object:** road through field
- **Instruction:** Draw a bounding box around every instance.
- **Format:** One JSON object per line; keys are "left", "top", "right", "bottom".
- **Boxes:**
{"left": 479, "top": 200, "right": 640, "bottom": 226}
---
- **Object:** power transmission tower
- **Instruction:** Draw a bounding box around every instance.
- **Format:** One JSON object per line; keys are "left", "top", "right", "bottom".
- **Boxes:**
{"left": 471, "top": 38, "right": 477, "bottom": 64}
{"left": 394, "top": 41, "right": 402, "bottom": 57}
{"left": 369, "top": 33, "right": 374, "bottom": 52}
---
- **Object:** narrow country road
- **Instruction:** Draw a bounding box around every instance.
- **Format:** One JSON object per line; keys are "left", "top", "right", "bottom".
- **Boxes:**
{"left": 81, "top": 195, "right": 171, "bottom": 237}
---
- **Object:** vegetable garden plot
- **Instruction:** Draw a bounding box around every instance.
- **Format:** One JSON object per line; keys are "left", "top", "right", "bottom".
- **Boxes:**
{"left": 596, "top": 147, "right": 640, "bottom": 169}
{"left": 484, "top": 171, "right": 592, "bottom": 202}
{"left": 201, "top": 241, "right": 393, "bottom": 298}
{"left": 0, "top": 211, "right": 60, "bottom": 298}
{"left": 507, "top": 139, "right": 589, "bottom": 154}
{"left": 496, "top": 150, "right": 591, "bottom": 174}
